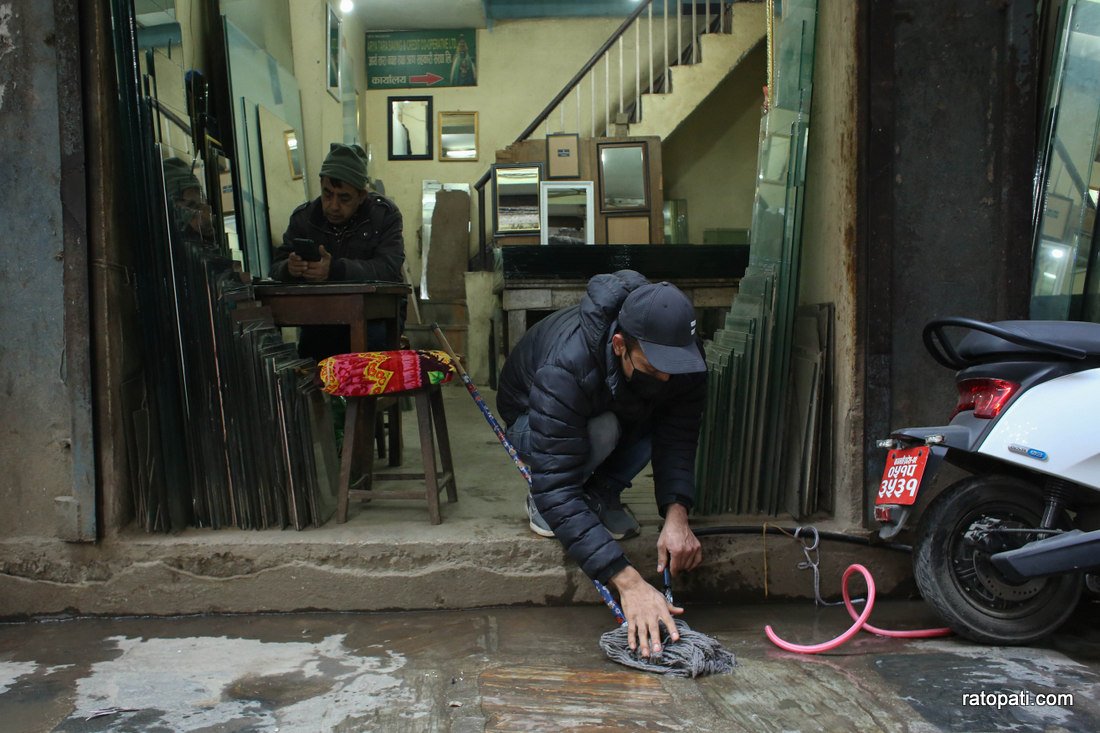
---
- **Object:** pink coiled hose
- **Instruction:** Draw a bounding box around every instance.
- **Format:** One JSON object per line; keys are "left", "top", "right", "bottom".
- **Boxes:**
{"left": 764, "top": 563, "right": 953, "bottom": 654}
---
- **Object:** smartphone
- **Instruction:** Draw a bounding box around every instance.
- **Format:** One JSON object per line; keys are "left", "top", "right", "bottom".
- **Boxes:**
{"left": 292, "top": 237, "right": 321, "bottom": 262}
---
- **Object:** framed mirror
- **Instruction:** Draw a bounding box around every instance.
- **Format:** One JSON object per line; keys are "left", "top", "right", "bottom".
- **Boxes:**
{"left": 388, "top": 96, "right": 433, "bottom": 160}
{"left": 438, "top": 111, "right": 479, "bottom": 161}
{"left": 492, "top": 163, "right": 543, "bottom": 235}
{"left": 284, "top": 129, "right": 303, "bottom": 180}
{"left": 598, "top": 141, "right": 649, "bottom": 212}
{"left": 540, "top": 182, "right": 594, "bottom": 244}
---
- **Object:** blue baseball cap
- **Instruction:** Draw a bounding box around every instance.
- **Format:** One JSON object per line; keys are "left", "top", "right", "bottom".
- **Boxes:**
{"left": 618, "top": 282, "right": 706, "bottom": 374}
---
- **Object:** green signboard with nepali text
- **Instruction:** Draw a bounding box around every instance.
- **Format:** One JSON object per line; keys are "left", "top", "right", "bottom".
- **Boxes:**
{"left": 366, "top": 29, "right": 478, "bottom": 90}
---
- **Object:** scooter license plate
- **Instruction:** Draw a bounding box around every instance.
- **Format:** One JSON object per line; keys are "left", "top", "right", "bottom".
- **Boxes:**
{"left": 876, "top": 446, "right": 930, "bottom": 506}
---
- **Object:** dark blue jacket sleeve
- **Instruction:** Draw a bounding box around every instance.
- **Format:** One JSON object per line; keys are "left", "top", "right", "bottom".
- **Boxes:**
{"left": 526, "top": 364, "right": 630, "bottom": 583}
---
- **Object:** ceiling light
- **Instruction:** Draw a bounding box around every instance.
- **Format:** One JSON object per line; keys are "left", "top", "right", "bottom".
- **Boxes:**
{"left": 340, "top": 0, "right": 353, "bottom": 13}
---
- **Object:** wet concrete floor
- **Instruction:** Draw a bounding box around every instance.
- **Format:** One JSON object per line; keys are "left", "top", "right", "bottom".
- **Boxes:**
{"left": 2, "top": 599, "right": 1099, "bottom": 732}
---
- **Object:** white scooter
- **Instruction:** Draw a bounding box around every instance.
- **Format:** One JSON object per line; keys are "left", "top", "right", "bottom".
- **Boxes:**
{"left": 874, "top": 317, "right": 1100, "bottom": 644}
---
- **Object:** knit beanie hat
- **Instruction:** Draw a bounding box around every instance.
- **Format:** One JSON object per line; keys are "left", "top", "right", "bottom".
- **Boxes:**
{"left": 163, "top": 157, "right": 201, "bottom": 199}
{"left": 319, "top": 143, "right": 369, "bottom": 190}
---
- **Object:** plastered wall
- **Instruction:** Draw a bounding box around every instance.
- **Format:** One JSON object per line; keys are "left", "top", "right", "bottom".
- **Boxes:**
{"left": 362, "top": 17, "right": 624, "bottom": 287}
{"left": 0, "top": 1, "right": 80, "bottom": 539}
{"left": 662, "top": 41, "right": 766, "bottom": 243}
{"left": 798, "top": 0, "right": 862, "bottom": 526}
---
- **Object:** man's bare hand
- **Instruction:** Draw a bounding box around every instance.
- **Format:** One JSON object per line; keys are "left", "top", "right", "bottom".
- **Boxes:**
{"left": 610, "top": 566, "right": 683, "bottom": 657}
{"left": 657, "top": 503, "right": 702, "bottom": 577}
{"left": 287, "top": 246, "right": 332, "bottom": 281}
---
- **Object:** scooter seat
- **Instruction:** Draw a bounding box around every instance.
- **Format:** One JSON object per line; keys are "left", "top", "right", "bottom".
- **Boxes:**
{"left": 957, "top": 320, "right": 1100, "bottom": 362}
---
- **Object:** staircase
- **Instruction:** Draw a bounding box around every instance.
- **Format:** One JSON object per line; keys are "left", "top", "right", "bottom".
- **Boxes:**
{"left": 472, "top": 1, "right": 767, "bottom": 267}
{"left": 627, "top": 3, "right": 766, "bottom": 140}
{"left": 515, "top": 1, "right": 767, "bottom": 143}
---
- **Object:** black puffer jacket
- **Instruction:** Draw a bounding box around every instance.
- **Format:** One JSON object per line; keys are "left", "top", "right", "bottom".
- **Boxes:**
{"left": 270, "top": 193, "right": 405, "bottom": 360}
{"left": 497, "top": 270, "right": 707, "bottom": 583}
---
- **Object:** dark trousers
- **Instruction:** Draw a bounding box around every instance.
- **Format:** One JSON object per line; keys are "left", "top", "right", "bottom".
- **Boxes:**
{"left": 505, "top": 412, "right": 653, "bottom": 494}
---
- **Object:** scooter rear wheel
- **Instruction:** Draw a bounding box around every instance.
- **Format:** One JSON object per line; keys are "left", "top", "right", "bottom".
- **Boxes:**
{"left": 913, "top": 475, "right": 1083, "bottom": 645}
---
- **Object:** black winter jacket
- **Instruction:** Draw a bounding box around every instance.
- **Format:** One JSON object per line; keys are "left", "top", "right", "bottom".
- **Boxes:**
{"left": 271, "top": 193, "right": 404, "bottom": 283}
{"left": 270, "top": 193, "right": 405, "bottom": 360}
{"left": 497, "top": 270, "right": 707, "bottom": 584}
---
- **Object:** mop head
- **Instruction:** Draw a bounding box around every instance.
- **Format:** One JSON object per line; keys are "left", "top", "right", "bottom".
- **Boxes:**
{"left": 599, "top": 619, "right": 736, "bottom": 677}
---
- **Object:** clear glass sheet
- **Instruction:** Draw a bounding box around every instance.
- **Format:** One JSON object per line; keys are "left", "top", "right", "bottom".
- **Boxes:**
{"left": 1030, "top": 0, "right": 1100, "bottom": 319}
{"left": 697, "top": 0, "right": 818, "bottom": 516}
{"left": 224, "top": 19, "right": 307, "bottom": 278}
{"left": 135, "top": 1, "right": 191, "bottom": 154}
{"left": 772, "top": 0, "right": 817, "bottom": 112}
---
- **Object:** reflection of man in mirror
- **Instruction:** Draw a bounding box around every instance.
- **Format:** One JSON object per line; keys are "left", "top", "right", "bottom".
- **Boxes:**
{"left": 163, "top": 157, "right": 216, "bottom": 245}
{"left": 270, "top": 142, "right": 405, "bottom": 361}
{"left": 450, "top": 36, "right": 476, "bottom": 86}
{"left": 391, "top": 104, "right": 413, "bottom": 157}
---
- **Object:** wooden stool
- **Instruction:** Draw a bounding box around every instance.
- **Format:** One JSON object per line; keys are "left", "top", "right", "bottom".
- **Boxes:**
{"left": 319, "top": 350, "right": 457, "bottom": 524}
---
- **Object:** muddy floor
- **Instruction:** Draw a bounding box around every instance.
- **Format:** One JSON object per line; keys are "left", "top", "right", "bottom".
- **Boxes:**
{"left": 2, "top": 599, "right": 1099, "bottom": 732}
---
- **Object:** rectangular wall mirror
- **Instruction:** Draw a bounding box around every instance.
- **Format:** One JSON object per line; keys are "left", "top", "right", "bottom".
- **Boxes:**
{"left": 388, "top": 96, "right": 433, "bottom": 160}
{"left": 284, "top": 130, "right": 303, "bottom": 180}
{"left": 492, "top": 163, "right": 543, "bottom": 235}
{"left": 540, "top": 181, "right": 594, "bottom": 244}
{"left": 438, "top": 111, "right": 478, "bottom": 161}
{"left": 598, "top": 141, "right": 649, "bottom": 212}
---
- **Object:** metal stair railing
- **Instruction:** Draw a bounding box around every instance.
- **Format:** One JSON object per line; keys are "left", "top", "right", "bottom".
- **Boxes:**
{"left": 626, "top": 6, "right": 729, "bottom": 120}
{"left": 519, "top": 1, "right": 733, "bottom": 142}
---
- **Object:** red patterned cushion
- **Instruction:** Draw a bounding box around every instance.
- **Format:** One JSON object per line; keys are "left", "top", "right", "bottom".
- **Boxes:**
{"left": 318, "top": 349, "right": 456, "bottom": 397}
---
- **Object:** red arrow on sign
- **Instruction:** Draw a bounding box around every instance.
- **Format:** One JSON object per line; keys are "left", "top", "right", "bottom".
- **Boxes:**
{"left": 409, "top": 72, "right": 444, "bottom": 85}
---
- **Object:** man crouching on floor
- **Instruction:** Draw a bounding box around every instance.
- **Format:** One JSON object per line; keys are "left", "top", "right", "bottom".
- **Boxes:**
{"left": 496, "top": 269, "right": 708, "bottom": 657}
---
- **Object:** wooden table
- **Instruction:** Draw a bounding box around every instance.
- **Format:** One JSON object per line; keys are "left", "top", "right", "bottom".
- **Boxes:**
{"left": 254, "top": 281, "right": 412, "bottom": 472}
{"left": 253, "top": 281, "right": 410, "bottom": 352}
{"left": 501, "top": 278, "right": 739, "bottom": 353}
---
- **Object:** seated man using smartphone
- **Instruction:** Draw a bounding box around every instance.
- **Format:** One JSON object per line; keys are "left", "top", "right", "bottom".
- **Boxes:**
{"left": 270, "top": 142, "right": 405, "bottom": 361}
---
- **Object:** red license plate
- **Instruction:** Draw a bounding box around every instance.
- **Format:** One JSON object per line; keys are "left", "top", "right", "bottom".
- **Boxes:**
{"left": 876, "top": 446, "right": 930, "bottom": 506}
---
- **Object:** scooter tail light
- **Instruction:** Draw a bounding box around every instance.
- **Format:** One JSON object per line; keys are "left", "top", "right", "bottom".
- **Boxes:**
{"left": 952, "top": 378, "right": 1020, "bottom": 420}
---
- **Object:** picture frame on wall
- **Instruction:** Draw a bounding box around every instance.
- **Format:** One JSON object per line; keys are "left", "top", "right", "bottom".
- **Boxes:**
{"left": 546, "top": 133, "right": 581, "bottom": 179}
{"left": 326, "top": 4, "right": 341, "bottom": 101}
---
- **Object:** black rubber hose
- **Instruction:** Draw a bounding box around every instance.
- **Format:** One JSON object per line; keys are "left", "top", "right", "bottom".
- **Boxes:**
{"left": 692, "top": 525, "right": 912, "bottom": 554}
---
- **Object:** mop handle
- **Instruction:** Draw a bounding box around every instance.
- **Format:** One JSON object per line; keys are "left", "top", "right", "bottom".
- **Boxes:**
{"left": 431, "top": 323, "right": 627, "bottom": 626}
{"left": 431, "top": 324, "right": 533, "bottom": 484}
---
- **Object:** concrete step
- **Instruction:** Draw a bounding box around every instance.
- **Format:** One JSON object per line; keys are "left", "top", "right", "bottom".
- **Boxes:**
{"left": 0, "top": 386, "right": 913, "bottom": 617}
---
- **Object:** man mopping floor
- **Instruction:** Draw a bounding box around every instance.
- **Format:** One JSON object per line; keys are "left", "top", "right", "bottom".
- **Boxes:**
{"left": 495, "top": 270, "right": 708, "bottom": 659}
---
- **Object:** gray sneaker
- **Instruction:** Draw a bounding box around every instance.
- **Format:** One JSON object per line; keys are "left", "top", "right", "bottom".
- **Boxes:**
{"left": 584, "top": 480, "right": 640, "bottom": 540}
{"left": 526, "top": 493, "right": 555, "bottom": 537}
